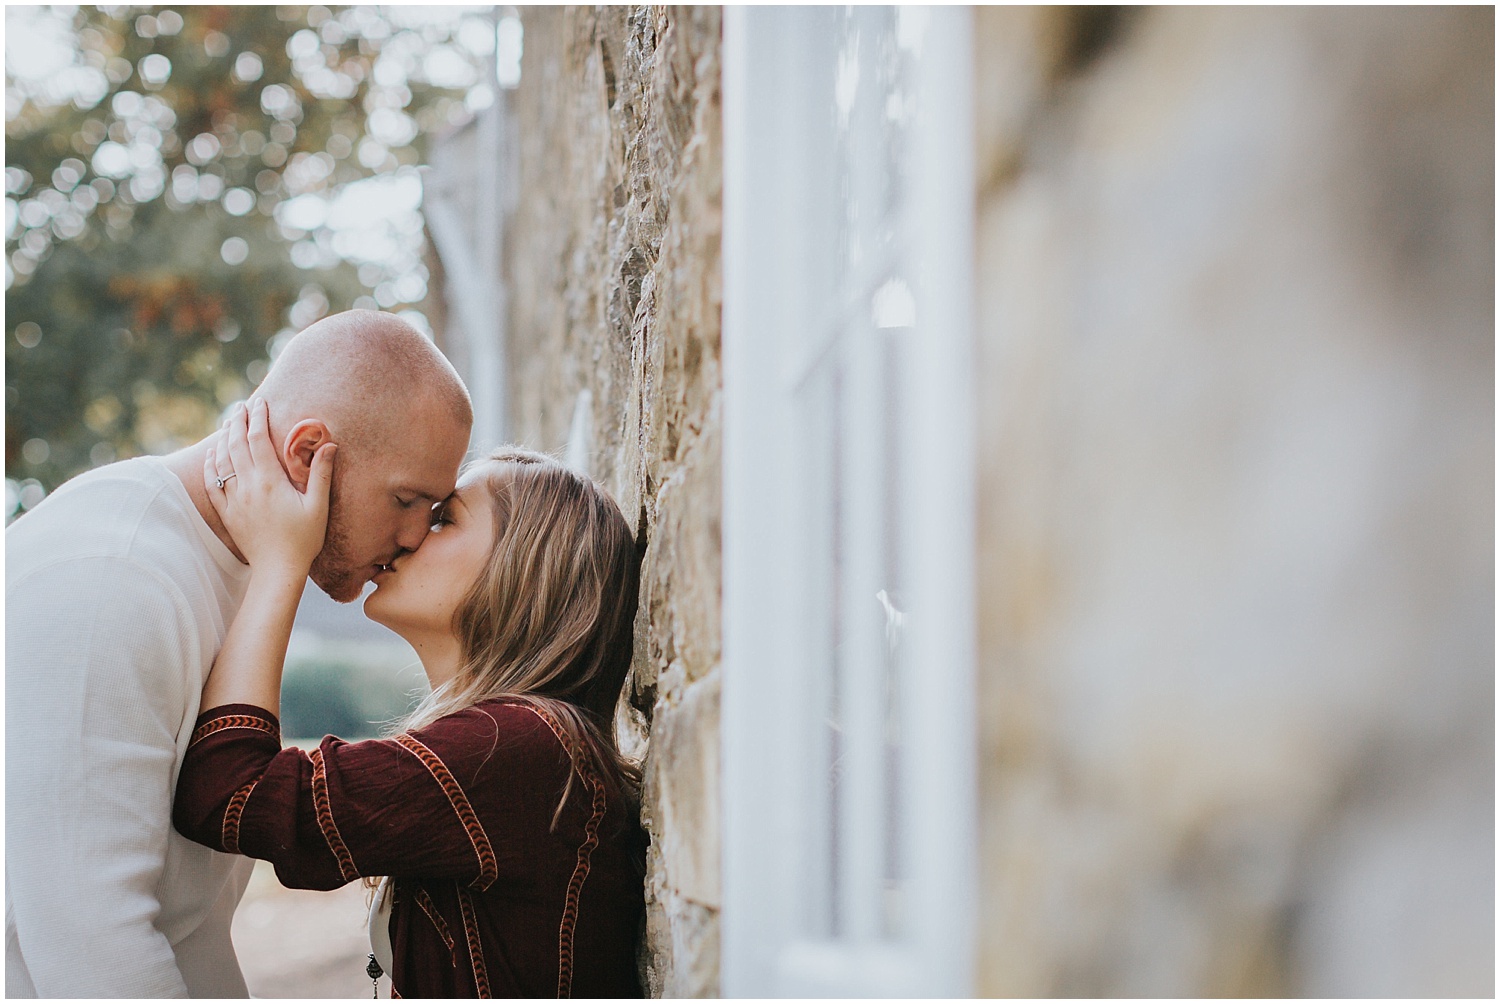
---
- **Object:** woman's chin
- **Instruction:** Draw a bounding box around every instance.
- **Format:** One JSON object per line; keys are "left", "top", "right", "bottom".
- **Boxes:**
{"left": 362, "top": 590, "right": 390, "bottom": 627}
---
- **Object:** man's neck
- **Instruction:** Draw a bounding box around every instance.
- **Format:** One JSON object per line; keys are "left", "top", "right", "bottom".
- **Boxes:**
{"left": 163, "top": 440, "right": 247, "bottom": 564}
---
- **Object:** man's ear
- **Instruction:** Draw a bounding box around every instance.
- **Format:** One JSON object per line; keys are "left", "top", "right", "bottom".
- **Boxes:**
{"left": 282, "top": 419, "right": 332, "bottom": 492}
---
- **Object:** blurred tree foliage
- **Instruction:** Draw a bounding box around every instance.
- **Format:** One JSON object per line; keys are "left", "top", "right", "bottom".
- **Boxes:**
{"left": 5, "top": 5, "right": 492, "bottom": 504}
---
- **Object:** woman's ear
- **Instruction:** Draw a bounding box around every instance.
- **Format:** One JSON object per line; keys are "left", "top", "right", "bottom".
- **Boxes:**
{"left": 282, "top": 419, "right": 332, "bottom": 492}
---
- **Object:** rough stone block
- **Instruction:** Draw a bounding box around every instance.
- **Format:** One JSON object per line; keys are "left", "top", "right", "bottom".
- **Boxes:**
{"left": 508, "top": 7, "right": 723, "bottom": 995}
{"left": 973, "top": 7, "right": 1493, "bottom": 996}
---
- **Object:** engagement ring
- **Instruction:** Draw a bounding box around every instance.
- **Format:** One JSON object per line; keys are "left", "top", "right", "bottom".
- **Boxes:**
{"left": 215, "top": 473, "right": 237, "bottom": 489}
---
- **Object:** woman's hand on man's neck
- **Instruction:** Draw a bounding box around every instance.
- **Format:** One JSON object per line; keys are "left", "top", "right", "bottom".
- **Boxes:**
{"left": 164, "top": 438, "right": 247, "bottom": 563}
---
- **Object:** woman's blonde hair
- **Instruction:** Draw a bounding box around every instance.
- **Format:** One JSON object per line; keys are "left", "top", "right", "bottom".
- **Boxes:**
{"left": 399, "top": 446, "right": 643, "bottom": 819}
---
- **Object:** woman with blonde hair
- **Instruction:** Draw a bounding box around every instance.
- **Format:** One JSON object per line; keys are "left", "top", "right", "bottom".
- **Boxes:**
{"left": 174, "top": 399, "right": 645, "bottom": 998}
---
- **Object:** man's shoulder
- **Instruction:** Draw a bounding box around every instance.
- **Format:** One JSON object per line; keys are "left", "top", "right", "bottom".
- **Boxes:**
{"left": 7, "top": 458, "right": 200, "bottom": 577}
{"left": 12, "top": 456, "right": 175, "bottom": 519}
{"left": 4, "top": 461, "right": 223, "bottom": 680}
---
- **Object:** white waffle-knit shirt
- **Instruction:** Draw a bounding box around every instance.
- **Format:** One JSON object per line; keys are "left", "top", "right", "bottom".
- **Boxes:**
{"left": 6, "top": 456, "right": 255, "bottom": 998}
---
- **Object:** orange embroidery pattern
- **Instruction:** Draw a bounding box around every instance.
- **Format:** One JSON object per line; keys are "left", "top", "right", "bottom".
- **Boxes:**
{"left": 308, "top": 748, "right": 359, "bottom": 882}
{"left": 518, "top": 704, "right": 609, "bottom": 999}
{"left": 457, "top": 885, "right": 491, "bottom": 998}
{"left": 222, "top": 778, "right": 258, "bottom": 854}
{"left": 414, "top": 886, "right": 457, "bottom": 966}
{"left": 394, "top": 733, "right": 498, "bottom": 890}
{"left": 189, "top": 714, "right": 278, "bottom": 748}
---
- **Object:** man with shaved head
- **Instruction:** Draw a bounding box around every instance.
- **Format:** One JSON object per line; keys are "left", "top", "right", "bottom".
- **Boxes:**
{"left": 6, "top": 311, "right": 472, "bottom": 997}
{"left": 210, "top": 310, "right": 472, "bottom": 602}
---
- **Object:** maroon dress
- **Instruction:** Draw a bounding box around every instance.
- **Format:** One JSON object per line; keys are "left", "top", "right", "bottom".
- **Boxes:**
{"left": 174, "top": 699, "right": 645, "bottom": 999}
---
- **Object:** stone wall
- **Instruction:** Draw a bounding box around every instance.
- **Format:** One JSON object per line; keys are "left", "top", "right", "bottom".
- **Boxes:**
{"left": 972, "top": 7, "right": 1493, "bottom": 996}
{"left": 504, "top": 7, "right": 722, "bottom": 997}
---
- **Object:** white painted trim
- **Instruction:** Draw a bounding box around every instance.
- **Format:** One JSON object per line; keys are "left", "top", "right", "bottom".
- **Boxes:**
{"left": 424, "top": 187, "right": 505, "bottom": 450}
{"left": 722, "top": 7, "right": 808, "bottom": 992}
{"left": 899, "top": 8, "right": 978, "bottom": 992}
{"left": 722, "top": 6, "right": 976, "bottom": 997}
{"left": 422, "top": 71, "right": 510, "bottom": 454}
{"left": 564, "top": 388, "right": 593, "bottom": 475}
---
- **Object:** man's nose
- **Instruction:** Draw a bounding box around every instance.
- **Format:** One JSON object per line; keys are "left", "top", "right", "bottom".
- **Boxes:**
{"left": 396, "top": 513, "right": 430, "bottom": 552}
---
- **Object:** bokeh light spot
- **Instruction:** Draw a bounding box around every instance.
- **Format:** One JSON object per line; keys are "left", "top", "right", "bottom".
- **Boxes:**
{"left": 234, "top": 52, "right": 264, "bottom": 83}
{"left": 220, "top": 236, "right": 249, "bottom": 265}
{"left": 139, "top": 54, "right": 172, "bottom": 87}
{"left": 21, "top": 438, "right": 50, "bottom": 465}
{"left": 222, "top": 188, "right": 255, "bottom": 216}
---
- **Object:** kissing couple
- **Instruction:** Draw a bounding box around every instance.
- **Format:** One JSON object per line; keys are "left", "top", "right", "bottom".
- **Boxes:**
{"left": 7, "top": 310, "right": 646, "bottom": 998}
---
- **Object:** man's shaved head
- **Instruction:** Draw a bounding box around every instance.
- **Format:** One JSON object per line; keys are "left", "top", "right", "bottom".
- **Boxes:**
{"left": 258, "top": 309, "right": 471, "bottom": 453}
{"left": 254, "top": 310, "right": 473, "bottom": 601}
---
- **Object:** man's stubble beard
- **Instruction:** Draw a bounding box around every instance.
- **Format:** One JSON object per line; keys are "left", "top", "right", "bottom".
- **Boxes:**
{"left": 308, "top": 481, "right": 364, "bottom": 603}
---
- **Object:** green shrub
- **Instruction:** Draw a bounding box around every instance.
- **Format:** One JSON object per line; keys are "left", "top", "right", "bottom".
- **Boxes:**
{"left": 280, "top": 652, "right": 428, "bottom": 741}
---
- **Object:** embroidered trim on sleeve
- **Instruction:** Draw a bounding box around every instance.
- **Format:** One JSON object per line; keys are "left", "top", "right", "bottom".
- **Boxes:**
{"left": 518, "top": 704, "right": 609, "bottom": 1000}
{"left": 309, "top": 747, "right": 360, "bottom": 883}
{"left": 189, "top": 713, "right": 279, "bottom": 749}
{"left": 457, "top": 885, "right": 492, "bottom": 999}
{"left": 393, "top": 733, "right": 499, "bottom": 890}
{"left": 413, "top": 886, "right": 458, "bottom": 966}
{"left": 222, "top": 778, "right": 258, "bottom": 854}
{"left": 556, "top": 770, "right": 606, "bottom": 999}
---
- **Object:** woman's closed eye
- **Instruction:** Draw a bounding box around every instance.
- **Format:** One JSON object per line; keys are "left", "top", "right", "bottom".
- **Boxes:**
{"left": 429, "top": 502, "right": 454, "bottom": 529}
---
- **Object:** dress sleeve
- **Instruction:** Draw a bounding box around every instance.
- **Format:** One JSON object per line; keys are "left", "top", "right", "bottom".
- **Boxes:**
{"left": 173, "top": 701, "right": 575, "bottom": 891}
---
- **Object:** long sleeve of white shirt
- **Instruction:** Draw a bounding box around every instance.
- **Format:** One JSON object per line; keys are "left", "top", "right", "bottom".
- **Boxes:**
{"left": 5, "top": 458, "right": 252, "bottom": 999}
{"left": 7, "top": 557, "right": 201, "bottom": 996}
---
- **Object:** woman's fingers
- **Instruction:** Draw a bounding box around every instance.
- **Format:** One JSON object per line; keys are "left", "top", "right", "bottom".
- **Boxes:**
{"left": 212, "top": 429, "right": 235, "bottom": 483}
{"left": 223, "top": 401, "right": 253, "bottom": 476}
{"left": 203, "top": 447, "right": 229, "bottom": 519}
{"left": 307, "top": 442, "right": 337, "bottom": 514}
{"left": 246, "top": 397, "right": 280, "bottom": 470}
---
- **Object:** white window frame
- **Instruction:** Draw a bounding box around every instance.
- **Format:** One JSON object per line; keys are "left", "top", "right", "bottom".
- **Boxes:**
{"left": 423, "top": 7, "right": 512, "bottom": 452}
{"left": 722, "top": 7, "right": 977, "bottom": 997}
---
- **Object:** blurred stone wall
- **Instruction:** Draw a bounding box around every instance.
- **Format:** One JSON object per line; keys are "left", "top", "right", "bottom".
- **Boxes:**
{"left": 972, "top": 6, "right": 1493, "bottom": 997}
{"left": 505, "top": 7, "right": 722, "bottom": 997}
